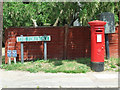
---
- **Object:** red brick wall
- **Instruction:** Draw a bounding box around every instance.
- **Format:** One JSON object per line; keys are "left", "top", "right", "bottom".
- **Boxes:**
{"left": 5, "top": 26, "right": 118, "bottom": 63}
{"left": 108, "top": 26, "right": 118, "bottom": 58}
{"left": 67, "top": 27, "right": 91, "bottom": 59}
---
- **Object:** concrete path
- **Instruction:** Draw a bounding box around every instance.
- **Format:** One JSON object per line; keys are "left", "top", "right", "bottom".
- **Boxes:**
{"left": 0, "top": 69, "right": 119, "bottom": 88}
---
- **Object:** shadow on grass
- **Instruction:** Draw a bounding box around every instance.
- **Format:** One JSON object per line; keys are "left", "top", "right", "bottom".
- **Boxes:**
{"left": 48, "top": 58, "right": 91, "bottom": 67}
{"left": 2, "top": 56, "right": 91, "bottom": 67}
{"left": 75, "top": 58, "right": 91, "bottom": 67}
{"left": 15, "top": 58, "right": 63, "bottom": 66}
{"left": 48, "top": 59, "right": 63, "bottom": 66}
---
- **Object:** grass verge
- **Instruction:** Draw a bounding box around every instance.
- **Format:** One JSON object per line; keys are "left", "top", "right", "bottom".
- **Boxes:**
{"left": 1, "top": 57, "right": 119, "bottom": 73}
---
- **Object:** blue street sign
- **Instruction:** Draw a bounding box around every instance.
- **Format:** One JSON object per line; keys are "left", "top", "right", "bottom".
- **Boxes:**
{"left": 7, "top": 50, "right": 12, "bottom": 57}
{"left": 12, "top": 50, "right": 17, "bottom": 57}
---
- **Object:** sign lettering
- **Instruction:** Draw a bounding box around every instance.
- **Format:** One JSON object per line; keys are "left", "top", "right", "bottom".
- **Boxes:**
{"left": 16, "top": 36, "right": 51, "bottom": 42}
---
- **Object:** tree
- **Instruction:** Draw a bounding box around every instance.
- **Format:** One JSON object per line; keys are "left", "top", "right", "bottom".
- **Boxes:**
{"left": 3, "top": 2, "right": 119, "bottom": 46}
{"left": 3, "top": 2, "right": 119, "bottom": 28}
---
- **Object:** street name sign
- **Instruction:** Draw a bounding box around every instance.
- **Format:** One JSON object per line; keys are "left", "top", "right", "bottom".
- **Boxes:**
{"left": 17, "top": 36, "right": 51, "bottom": 42}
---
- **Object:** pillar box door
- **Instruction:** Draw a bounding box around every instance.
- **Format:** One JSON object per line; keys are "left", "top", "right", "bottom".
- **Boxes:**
{"left": 88, "top": 20, "right": 106, "bottom": 72}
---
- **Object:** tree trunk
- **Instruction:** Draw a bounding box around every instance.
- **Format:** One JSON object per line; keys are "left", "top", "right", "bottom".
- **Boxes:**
{"left": 31, "top": 18, "right": 38, "bottom": 27}
{"left": 53, "top": 10, "right": 63, "bottom": 26}
{"left": 0, "top": 2, "right": 3, "bottom": 66}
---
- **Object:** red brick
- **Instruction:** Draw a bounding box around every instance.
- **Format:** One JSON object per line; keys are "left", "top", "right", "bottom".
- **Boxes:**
{"left": 5, "top": 26, "right": 118, "bottom": 63}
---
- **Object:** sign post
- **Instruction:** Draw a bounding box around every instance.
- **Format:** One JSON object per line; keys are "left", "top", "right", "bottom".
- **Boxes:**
{"left": 20, "top": 35, "right": 24, "bottom": 64}
{"left": 105, "top": 34, "right": 110, "bottom": 59}
{"left": 12, "top": 50, "right": 17, "bottom": 64}
{"left": 44, "top": 41, "right": 47, "bottom": 60}
{"left": 44, "top": 35, "right": 47, "bottom": 60}
{"left": 7, "top": 50, "right": 12, "bottom": 64}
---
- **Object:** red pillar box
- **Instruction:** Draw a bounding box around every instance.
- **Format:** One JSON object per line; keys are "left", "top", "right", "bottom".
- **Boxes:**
{"left": 88, "top": 20, "right": 106, "bottom": 72}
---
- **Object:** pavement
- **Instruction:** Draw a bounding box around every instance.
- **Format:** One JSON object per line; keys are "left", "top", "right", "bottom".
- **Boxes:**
{"left": 0, "top": 48, "right": 119, "bottom": 89}
{"left": 0, "top": 69, "right": 119, "bottom": 89}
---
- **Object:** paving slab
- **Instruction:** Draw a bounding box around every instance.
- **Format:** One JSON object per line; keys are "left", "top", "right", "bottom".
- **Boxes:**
{"left": 0, "top": 69, "right": 118, "bottom": 88}
{"left": 92, "top": 73, "right": 118, "bottom": 79}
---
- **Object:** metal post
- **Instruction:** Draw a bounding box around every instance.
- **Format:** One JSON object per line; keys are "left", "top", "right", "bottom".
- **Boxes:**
{"left": 105, "top": 34, "right": 110, "bottom": 59}
{"left": 21, "top": 35, "right": 24, "bottom": 63}
{"left": 14, "top": 57, "right": 16, "bottom": 64}
{"left": 8, "top": 57, "right": 11, "bottom": 64}
{"left": 44, "top": 41, "right": 47, "bottom": 60}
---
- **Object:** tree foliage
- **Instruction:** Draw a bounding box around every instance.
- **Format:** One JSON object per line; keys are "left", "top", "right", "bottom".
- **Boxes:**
{"left": 3, "top": 2, "right": 119, "bottom": 29}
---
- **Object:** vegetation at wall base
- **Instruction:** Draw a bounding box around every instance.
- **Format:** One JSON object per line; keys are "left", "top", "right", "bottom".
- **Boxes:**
{"left": 2, "top": 56, "right": 5, "bottom": 64}
{"left": 104, "top": 58, "right": 118, "bottom": 71}
{"left": 1, "top": 58, "right": 118, "bottom": 73}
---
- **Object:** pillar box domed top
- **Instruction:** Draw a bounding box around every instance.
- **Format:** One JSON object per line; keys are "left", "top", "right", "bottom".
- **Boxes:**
{"left": 88, "top": 20, "right": 106, "bottom": 26}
